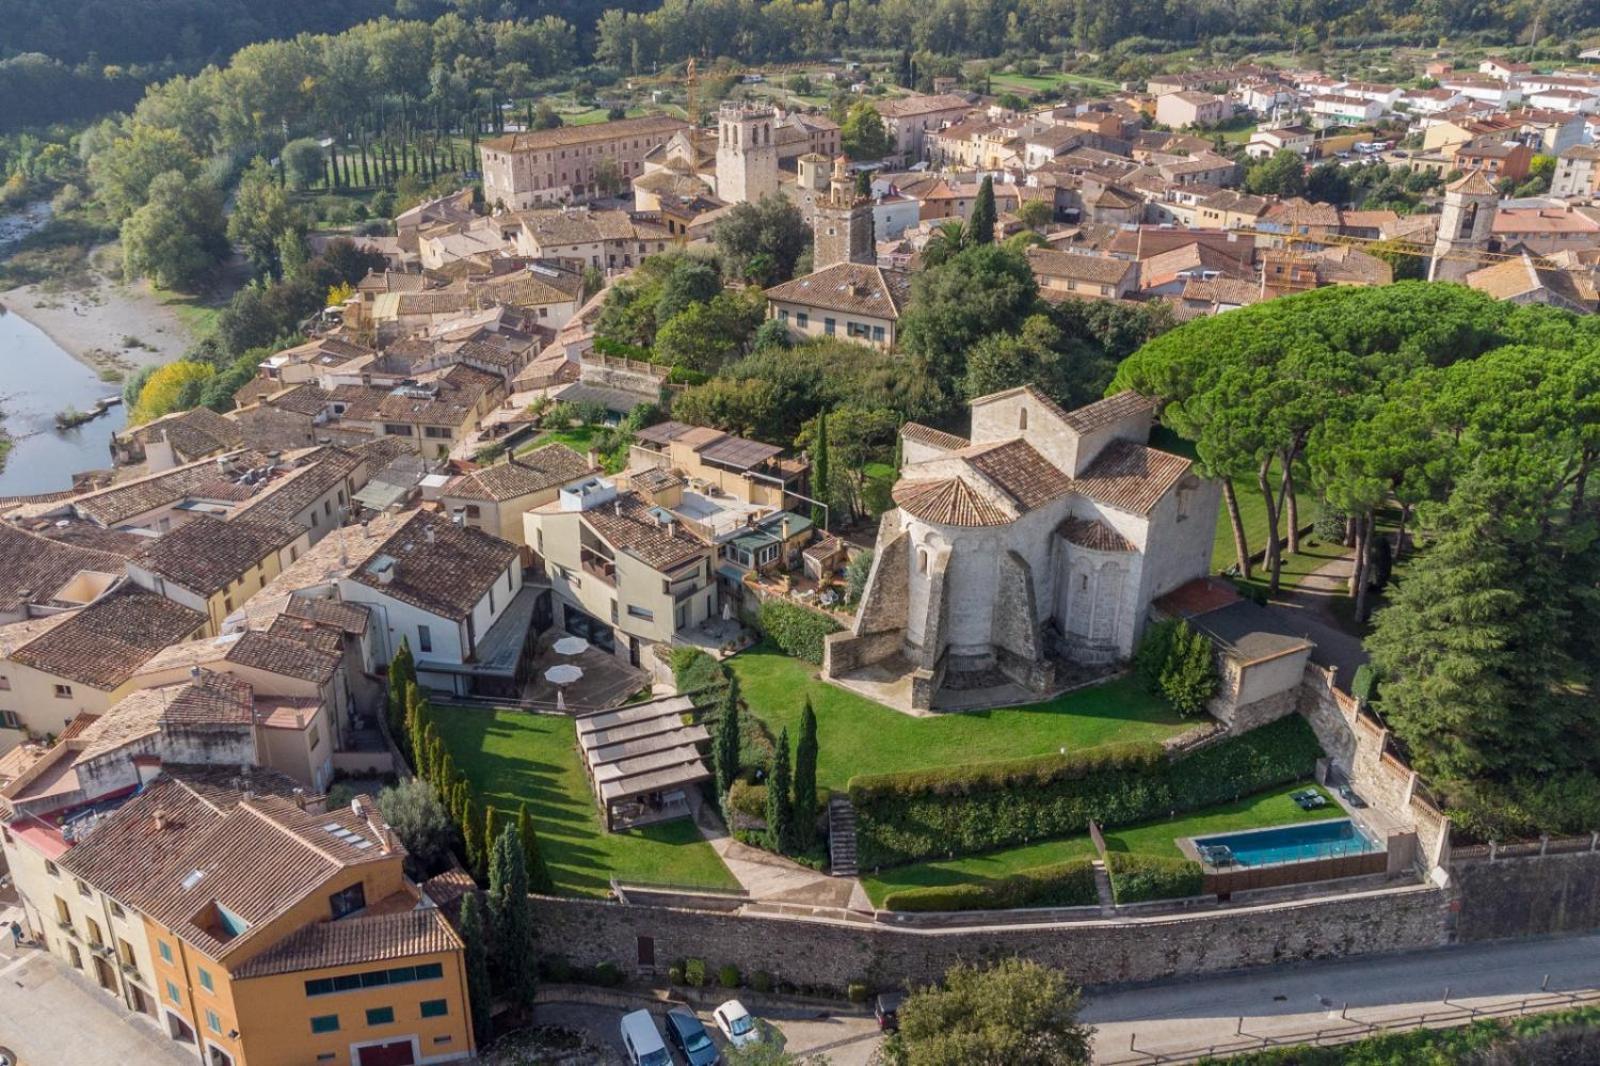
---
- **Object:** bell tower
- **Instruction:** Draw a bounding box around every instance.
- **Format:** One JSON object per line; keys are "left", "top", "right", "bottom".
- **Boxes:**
{"left": 715, "top": 103, "right": 779, "bottom": 206}
{"left": 1428, "top": 170, "right": 1498, "bottom": 283}
{"left": 813, "top": 156, "right": 876, "bottom": 268}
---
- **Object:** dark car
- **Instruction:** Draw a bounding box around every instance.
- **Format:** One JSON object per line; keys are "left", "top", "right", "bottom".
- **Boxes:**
{"left": 665, "top": 1007, "right": 721, "bottom": 1066}
{"left": 875, "top": 992, "right": 904, "bottom": 1032}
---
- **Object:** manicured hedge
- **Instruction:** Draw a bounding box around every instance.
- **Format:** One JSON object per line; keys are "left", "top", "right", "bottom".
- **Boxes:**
{"left": 851, "top": 715, "right": 1323, "bottom": 868}
{"left": 757, "top": 600, "right": 842, "bottom": 664}
{"left": 881, "top": 858, "right": 1098, "bottom": 912}
{"left": 1105, "top": 852, "right": 1204, "bottom": 904}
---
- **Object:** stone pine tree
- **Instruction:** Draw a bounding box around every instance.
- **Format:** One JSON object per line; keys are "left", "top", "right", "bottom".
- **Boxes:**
{"left": 792, "top": 699, "right": 819, "bottom": 851}
{"left": 810, "top": 411, "right": 830, "bottom": 530}
{"left": 518, "top": 803, "right": 554, "bottom": 894}
{"left": 458, "top": 892, "right": 494, "bottom": 1049}
{"left": 487, "top": 825, "right": 537, "bottom": 1013}
{"left": 765, "top": 728, "right": 795, "bottom": 855}
{"left": 969, "top": 176, "right": 997, "bottom": 245}
{"left": 713, "top": 676, "right": 742, "bottom": 794}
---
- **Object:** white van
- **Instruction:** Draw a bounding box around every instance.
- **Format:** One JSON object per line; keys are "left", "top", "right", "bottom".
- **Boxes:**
{"left": 620, "top": 1010, "right": 672, "bottom": 1066}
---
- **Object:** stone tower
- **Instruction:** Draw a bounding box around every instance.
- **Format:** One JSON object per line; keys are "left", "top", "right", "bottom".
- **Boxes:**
{"left": 1428, "top": 170, "right": 1498, "bottom": 283}
{"left": 813, "top": 156, "right": 876, "bottom": 268}
{"left": 715, "top": 103, "right": 779, "bottom": 206}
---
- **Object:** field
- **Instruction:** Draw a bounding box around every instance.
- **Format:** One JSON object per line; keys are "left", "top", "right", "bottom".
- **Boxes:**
{"left": 989, "top": 70, "right": 1119, "bottom": 94}
{"left": 862, "top": 781, "right": 1341, "bottom": 906}
{"left": 727, "top": 644, "right": 1192, "bottom": 792}
{"left": 431, "top": 704, "right": 738, "bottom": 897}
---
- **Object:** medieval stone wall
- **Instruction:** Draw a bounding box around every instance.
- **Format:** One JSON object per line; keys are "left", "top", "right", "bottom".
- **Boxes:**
{"left": 1452, "top": 850, "right": 1600, "bottom": 943}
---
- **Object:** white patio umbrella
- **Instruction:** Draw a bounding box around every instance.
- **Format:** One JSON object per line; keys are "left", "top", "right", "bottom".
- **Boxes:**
{"left": 722, "top": 599, "right": 733, "bottom": 622}
{"left": 553, "top": 636, "right": 589, "bottom": 656}
{"left": 544, "top": 663, "right": 584, "bottom": 686}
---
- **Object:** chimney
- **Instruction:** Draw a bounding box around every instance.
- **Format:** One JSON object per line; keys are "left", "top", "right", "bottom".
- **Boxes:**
{"left": 153, "top": 808, "right": 169, "bottom": 831}
{"left": 292, "top": 788, "right": 307, "bottom": 810}
{"left": 351, "top": 797, "right": 365, "bottom": 817}
{"left": 381, "top": 827, "right": 396, "bottom": 854}
{"left": 780, "top": 516, "right": 791, "bottom": 543}
{"left": 587, "top": 449, "right": 599, "bottom": 469}
{"left": 425, "top": 524, "right": 436, "bottom": 545}
{"left": 189, "top": 665, "right": 202, "bottom": 680}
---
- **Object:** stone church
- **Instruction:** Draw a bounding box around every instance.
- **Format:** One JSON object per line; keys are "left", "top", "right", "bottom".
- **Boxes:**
{"left": 824, "top": 386, "right": 1219, "bottom": 711}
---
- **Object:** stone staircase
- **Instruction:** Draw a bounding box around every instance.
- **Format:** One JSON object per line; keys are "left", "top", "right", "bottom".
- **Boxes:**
{"left": 827, "top": 795, "right": 859, "bottom": 877}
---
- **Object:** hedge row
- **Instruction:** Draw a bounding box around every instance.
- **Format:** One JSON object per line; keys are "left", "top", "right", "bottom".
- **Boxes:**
{"left": 757, "top": 600, "right": 842, "bottom": 664}
{"left": 881, "top": 858, "right": 1098, "bottom": 912}
{"left": 851, "top": 716, "right": 1323, "bottom": 869}
{"left": 1105, "top": 853, "right": 1204, "bottom": 904}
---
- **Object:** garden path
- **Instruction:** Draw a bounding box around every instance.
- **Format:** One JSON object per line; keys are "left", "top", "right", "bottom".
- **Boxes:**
{"left": 1264, "top": 551, "right": 1368, "bottom": 691}
{"left": 692, "top": 803, "right": 866, "bottom": 910}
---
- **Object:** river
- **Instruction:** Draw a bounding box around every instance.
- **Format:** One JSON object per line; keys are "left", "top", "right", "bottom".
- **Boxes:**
{"left": 0, "top": 308, "right": 126, "bottom": 496}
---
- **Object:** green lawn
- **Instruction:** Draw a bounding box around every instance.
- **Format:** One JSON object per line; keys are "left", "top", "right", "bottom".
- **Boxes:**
{"left": 519, "top": 425, "right": 599, "bottom": 455}
{"left": 727, "top": 645, "right": 1192, "bottom": 793}
{"left": 990, "top": 70, "right": 1119, "bottom": 94}
{"left": 862, "top": 781, "right": 1342, "bottom": 906}
{"left": 431, "top": 705, "right": 738, "bottom": 898}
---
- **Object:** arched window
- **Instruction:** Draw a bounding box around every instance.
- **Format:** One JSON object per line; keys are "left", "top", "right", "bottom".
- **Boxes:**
{"left": 1018, "top": 407, "right": 1029, "bottom": 430}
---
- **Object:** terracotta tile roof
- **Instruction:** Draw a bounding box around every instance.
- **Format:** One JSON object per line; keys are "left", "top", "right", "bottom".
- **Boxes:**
{"left": 10, "top": 586, "right": 204, "bottom": 690}
{"left": 72, "top": 450, "right": 272, "bottom": 526}
{"left": 482, "top": 114, "right": 689, "bottom": 153}
{"left": 1073, "top": 439, "right": 1192, "bottom": 515}
{"left": 228, "top": 447, "right": 363, "bottom": 528}
{"left": 628, "top": 466, "right": 684, "bottom": 493}
{"left": 1059, "top": 390, "right": 1155, "bottom": 433}
{"left": 899, "top": 423, "right": 970, "bottom": 452}
{"left": 1181, "top": 277, "right": 1264, "bottom": 307}
{"left": 267, "top": 615, "right": 346, "bottom": 657}
{"left": 964, "top": 439, "right": 1075, "bottom": 511}
{"left": 1026, "top": 247, "right": 1135, "bottom": 286}
{"left": 132, "top": 515, "right": 300, "bottom": 597}
{"left": 875, "top": 93, "right": 972, "bottom": 119}
{"left": 583, "top": 492, "right": 708, "bottom": 572}
{"left": 134, "top": 407, "right": 245, "bottom": 462}
{"left": 58, "top": 712, "right": 101, "bottom": 740}
{"left": 1056, "top": 515, "right": 1134, "bottom": 551}
{"left": 349, "top": 510, "right": 519, "bottom": 620}
{"left": 227, "top": 630, "right": 340, "bottom": 684}
{"left": 74, "top": 672, "right": 255, "bottom": 761}
{"left": 446, "top": 443, "right": 597, "bottom": 503}
{"left": 283, "top": 596, "right": 369, "bottom": 636}
{"left": 892, "top": 477, "right": 1013, "bottom": 527}
{"left": 0, "top": 524, "right": 128, "bottom": 615}
{"left": 232, "top": 908, "right": 460, "bottom": 979}
{"left": 421, "top": 867, "right": 478, "bottom": 918}
{"left": 514, "top": 207, "right": 671, "bottom": 247}
{"left": 764, "top": 263, "right": 911, "bottom": 320}
{"left": 261, "top": 384, "right": 334, "bottom": 417}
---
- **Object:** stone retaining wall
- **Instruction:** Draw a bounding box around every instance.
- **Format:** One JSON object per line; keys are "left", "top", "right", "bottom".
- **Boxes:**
{"left": 1451, "top": 850, "right": 1600, "bottom": 943}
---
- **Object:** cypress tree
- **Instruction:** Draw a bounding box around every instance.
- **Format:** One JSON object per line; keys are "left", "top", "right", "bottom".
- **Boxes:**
{"left": 765, "top": 728, "right": 795, "bottom": 855}
{"left": 713, "top": 676, "right": 741, "bottom": 794}
{"left": 793, "top": 699, "right": 819, "bottom": 850}
{"left": 458, "top": 893, "right": 494, "bottom": 1048}
{"left": 488, "top": 825, "right": 536, "bottom": 1011}
{"left": 811, "top": 411, "right": 830, "bottom": 530}
{"left": 484, "top": 803, "right": 499, "bottom": 854}
{"left": 462, "top": 791, "right": 486, "bottom": 883}
{"left": 969, "top": 175, "right": 997, "bottom": 245}
{"left": 360, "top": 144, "right": 372, "bottom": 188}
{"left": 518, "top": 803, "right": 553, "bottom": 894}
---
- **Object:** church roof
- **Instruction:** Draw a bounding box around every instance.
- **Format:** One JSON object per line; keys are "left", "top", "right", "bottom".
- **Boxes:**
{"left": 962, "top": 439, "right": 1075, "bottom": 512}
{"left": 892, "top": 477, "right": 1013, "bottom": 527}
{"left": 1445, "top": 169, "right": 1499, "bottom": 196}
{"left": 899, "top": 423, "right": 970, "bottom": 452}
{"left": 1056, "top": 516, "right": 1134, "bottom": 552}
{"left": 1072, "top": 440, "right": 1193, "bottom": 515}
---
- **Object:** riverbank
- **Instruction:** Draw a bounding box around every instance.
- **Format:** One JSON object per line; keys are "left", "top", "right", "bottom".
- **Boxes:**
{"left": 0, "top": 265, "right": 198, "bottom": 382}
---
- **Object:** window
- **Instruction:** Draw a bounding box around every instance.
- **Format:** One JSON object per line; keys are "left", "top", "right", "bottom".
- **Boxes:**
{"left": 383, "top": 423, "right": 413, "bottom": 436}
{"left": 420, "top": 999, "right": 449, "bottom": 1018}
{"left": 328, "top": 882, "right": 366, "bottom": 920}
{"left": 304, "top": 963, "right": 442, "bottom": 997}
{"left": 310, "top": 1015, "right": 340, "bottom": 1034}
{"left": 417, "top": 626, "right": 432, "bottom": 654}
{"left": 365, "top": 1007, "right": 395, "bottom": 1026}
{"left": 464, "top": 504, "right": 481, "bottom": 519}
{"left": 0, "top": 711, "right": 16, "bottom": 729}
{"left": 1018, "top": 407, "right": 1028, "bottom": 430}
{"left": 610, "top": 600, "right": 619, "bottom": 624}
{"left": 0, "top": 674, "right": 9, "bottom": 691}
{"left": 205, "top": 1009, "right": 222, "bottom": 1034}
{"left": 627, "top": 605, "right": 654, "bottom": 621}
{"left": 198, "top": 968, "right": 214, "bottom": 993}
{"left": 824, "top": 317, "right": 836, "bottom": 335}
{"left": 54, "top": 683, "right": 73, "bottom": 699}
{"left": 109, "top": 900, "right": 125, "bottom": 919}
{"left": 795, "top": 311, "right": 809, "bottom": 328}
{"left": 159, "top": 940, "right": 173, "bottom": 963}
{"left": 872, "top": 325, "right": 886, "bottom": 343}
{"left": 777, "top": 309, "right": 789, "bottom": 323}
{"left": 166, "top": 980, "right": 182, "bottom": 1005}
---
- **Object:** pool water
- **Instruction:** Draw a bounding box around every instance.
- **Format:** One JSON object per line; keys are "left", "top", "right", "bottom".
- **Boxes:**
{"left": 1193, "top": 819, "right": 1379, "bottom": 868}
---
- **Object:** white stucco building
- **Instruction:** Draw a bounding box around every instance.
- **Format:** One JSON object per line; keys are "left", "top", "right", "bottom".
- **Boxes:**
{"left": 825, "top": 387, "right": 1219, "bottom": 711}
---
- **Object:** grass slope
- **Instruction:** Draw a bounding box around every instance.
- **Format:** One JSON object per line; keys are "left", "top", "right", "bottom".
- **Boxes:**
{"left": 431, "top": 705, "right": 737, "bottom": 898}
{"left": 862, "top": 781, "right": 1342, "bottom": 906}
{"left": 727, "top": 645, "right": 1191, "bottom": 792}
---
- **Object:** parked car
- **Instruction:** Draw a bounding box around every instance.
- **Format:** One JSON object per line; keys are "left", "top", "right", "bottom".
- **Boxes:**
{"left": 875, "top": 992, "right": 904, "bottom": 1032}
{"left": 713, "top": 1000, "right": 761, "bottom": 1048}
{"left": 665, "top": 1008, "right": 721, "bottom": 1066}
{"left": 620, "top": 1009, "right": 672, "bottom": 1066}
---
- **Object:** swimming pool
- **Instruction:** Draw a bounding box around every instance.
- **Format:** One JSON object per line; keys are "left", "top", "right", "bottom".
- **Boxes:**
{"left": 1192, "top": 819, "right": 1380, "bottom": 868}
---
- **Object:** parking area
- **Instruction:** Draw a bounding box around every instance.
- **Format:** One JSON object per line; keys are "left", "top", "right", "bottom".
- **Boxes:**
{"left": 528, "top": 999, "right": 885, "bottom": 1066}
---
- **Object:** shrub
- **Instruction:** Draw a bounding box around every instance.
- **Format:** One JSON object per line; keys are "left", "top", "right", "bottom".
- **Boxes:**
{"left": 851, "top": 716, "right": 1323, "bottom": 868}
{"left": 751, "top": 970, "right": 773, "bottom": 993}
{"left": 1135, "top": 619, "right": 1217, "bottom": 716}
{"left": 726, "top": 779, "right": 768, "bottom": 821}
{"left": 758, "top": 601, "right": 843, "bottom": 664}
{"left": 541, "top": 955, "right": 573, "bottom": 983}
{"left": 1350, "top": 664, "right": 1378, "bottom": 705}
{"left": 684, "top": 958, "right": 707, "bottom": 987}
{"left": 848, "top": 981, "right": 869, "bottom": 1004}
{"left": 718, "top": 964, "right": 740, "bottom": 989}
{"left": 668, "top": 964, "right": 684, "bottom": 985}
{"left": 671, "top": 647, "right": 728, "bottom": 708}
{"left": 1105, "top": 853, "right": 1204, "bottom": 904}
{"left": 881, "top": 858, "right": 1098, "bottom": 912}
{"left": 592, "top": 961, "right": 623, "bottom": 987}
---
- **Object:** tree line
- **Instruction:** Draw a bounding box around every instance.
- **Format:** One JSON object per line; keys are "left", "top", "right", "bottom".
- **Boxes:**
{"left": 1112, "top": 283, "right": 1600, "bottom": 840}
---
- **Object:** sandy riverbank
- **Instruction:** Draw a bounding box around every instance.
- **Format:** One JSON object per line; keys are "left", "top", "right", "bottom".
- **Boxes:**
{"left": 0, "top": 262, "right": 198, "bottom": 379}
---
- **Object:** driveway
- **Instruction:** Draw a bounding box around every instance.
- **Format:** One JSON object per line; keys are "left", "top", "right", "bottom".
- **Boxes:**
{"left": 0, "top": 906, "right": 194, "bottom": 1066}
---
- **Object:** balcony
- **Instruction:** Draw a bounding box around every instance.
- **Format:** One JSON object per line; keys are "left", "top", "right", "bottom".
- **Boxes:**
{"left": 580, "top": 548, "right": 616, "bottom": 587}
{"left": 56, "top": 920, "right": 76, "bottom": 936}
{"left": 672, "top": 582, "right": 703, "bottom": 604}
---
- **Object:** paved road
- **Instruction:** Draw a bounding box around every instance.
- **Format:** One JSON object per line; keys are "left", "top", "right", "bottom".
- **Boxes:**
{"left": 1083, "top": 934, "right": 1600, "bottom": 1064}
{"left": 0, "top": 907, "right": 194, "bottom": 1066}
